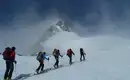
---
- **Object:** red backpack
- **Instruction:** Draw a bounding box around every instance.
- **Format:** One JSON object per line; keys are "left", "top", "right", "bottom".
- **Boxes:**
{"left": 3, "top": 47, "right": 15, "bottom": 60}
{"left": 10, "top": 51, "right": 15, "bottom": 60}
{"left": 67, "top": 49, "right": 71, "bottom": 56}
{"left": 3, "top": 47, "right": 11, "bottom": 60}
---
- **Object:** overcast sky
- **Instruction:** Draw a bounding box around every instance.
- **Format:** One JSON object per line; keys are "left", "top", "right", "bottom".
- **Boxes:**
{"left": 0, "top": 0, "right": 130, "bottom": 26}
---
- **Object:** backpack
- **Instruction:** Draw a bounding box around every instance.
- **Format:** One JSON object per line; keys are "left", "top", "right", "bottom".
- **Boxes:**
{"left": 10, "top": 51, "right": 15, "bottom": 61}
{"left": 53, "top": 49, "right": 57, "bottom": 56}
{"left": 3, "top": 47, "right": 11, "bottom": 60}
{"left": 36, "top": 52, "right": 42, "bottom": 61}
{"left": 67, "top": 49, "right": 71, "bottom": 56}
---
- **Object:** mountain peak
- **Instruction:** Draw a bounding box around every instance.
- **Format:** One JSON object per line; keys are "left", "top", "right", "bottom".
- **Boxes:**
{"left": 30, "top": 20, "right": 72, "bottom": 55}
{"left": 48, "top": 20, "right": 71, "bottom": 34}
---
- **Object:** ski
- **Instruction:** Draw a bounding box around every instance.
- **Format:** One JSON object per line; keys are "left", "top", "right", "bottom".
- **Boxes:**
{"left": 34, "top": 68, "right": 52, "bottom": 75}
{"left": 11, "top": 61, "right": 86, "bottom": 80}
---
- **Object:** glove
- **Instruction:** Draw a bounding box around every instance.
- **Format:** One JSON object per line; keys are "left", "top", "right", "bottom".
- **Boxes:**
{"left": 61, "top": 55, "right": 63, "bottom": 57}
{"left": 48, "top": 58, "right": 49, "bottom": 60}
{"left": 14, "top": 60, "right": 17, "bottom": 64}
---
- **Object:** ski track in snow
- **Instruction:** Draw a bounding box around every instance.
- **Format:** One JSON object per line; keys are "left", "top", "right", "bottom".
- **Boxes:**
{"left": 0, "top": 32, "right": 130, "bottom": 80}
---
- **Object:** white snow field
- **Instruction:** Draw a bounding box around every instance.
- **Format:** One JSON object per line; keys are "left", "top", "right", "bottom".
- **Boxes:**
{"left": 0, "top": 31, "right": 130, "bottom": 80}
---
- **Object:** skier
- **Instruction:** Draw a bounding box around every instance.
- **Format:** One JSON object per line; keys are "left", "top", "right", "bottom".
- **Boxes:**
{"left": 3, "top": 47, "right": 17, "bottom": 80}
{"left": 36, "top": 51, "right": 49, "bottom": 73}
{"left": 52, "top": 49, "right": 63, "bottom": 68}
{"left": 67, "top": 48, "right": 75, "bottom": 65}
{"left": 80, "top": 48, "right": 86, "bottom": 61}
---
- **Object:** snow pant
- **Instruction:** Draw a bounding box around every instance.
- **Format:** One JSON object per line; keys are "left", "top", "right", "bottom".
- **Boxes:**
{"left": 4, "top": 61, "right": 14, "bottom": 80}
{"left": 67, "top": 55, "right": 72, "bottom": 65}
{"left": 80, "top": 54, "right": 85, "bottom": 61}
{"left": 36, "top": 60, "right": 44, "bottom": 72}
{"left": 54, "top": 57, "right": 59, "bottom": 68}
{"left": 69, "top": 56, "right": 72, "bottom": 65}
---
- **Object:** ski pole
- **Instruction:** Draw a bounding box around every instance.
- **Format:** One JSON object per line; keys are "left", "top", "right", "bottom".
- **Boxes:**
{"left": 14, "top": 63, "right": 16, "bottom": 73}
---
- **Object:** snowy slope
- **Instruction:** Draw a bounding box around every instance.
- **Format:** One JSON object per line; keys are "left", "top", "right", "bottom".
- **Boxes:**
{"left": 41, "top": 31, "right": 81, "bottom": 55}
{"left": 26, "top": 35, "right": 130, "bottom": 80}
{"left": 0, "top": 32, "right": 130, "bottom": 80}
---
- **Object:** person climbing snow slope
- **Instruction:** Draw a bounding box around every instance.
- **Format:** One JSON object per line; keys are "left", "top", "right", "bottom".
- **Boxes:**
{"left": 3, "top": 47, "right": 17, "bottom": 80}
{"left": 52, "top": 49, "right": 63, "bottom": 68}
{"left": 67, "top": 48, "right": 75, "bottom": 65}
{"left": 80, "top": 48, "right": 86, "bottom": 61}
{"left": 36, "top": 51, "right": 49, "bottom": 74}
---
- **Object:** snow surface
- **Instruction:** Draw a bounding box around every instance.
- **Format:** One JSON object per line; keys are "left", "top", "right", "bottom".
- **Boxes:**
{"left": 0, "top": 31, "right": 130, "bottom": 80}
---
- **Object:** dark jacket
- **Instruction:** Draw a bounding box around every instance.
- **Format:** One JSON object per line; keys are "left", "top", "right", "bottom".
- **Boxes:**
{"left": 80, "top": 48, "right": 86, "bottom": 55}
{"left": 53, "top": 49, "right": 62, "bottom": 59}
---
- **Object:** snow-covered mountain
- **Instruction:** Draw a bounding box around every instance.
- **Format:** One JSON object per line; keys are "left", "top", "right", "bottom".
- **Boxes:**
{"left": 30, "top": 20, "right": 72, "bottom": 55}
{"left": 0, "top": 35, "right": 130, "bottom": 80}
{"left": 48, "top": 20, "right": 71, "bottom": 33}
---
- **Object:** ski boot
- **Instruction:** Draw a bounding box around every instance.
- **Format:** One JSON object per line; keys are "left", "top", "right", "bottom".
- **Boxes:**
{"left": 53, "top": 65, "right": 56, "bottom": 69}
{"left": 36, "top": 69, "right": 39, "bottom": 74}
{"left": 5, "top": 77, "right": 11, "bottom": 80}
{"left": 40, "top": 69, "right": 44, "bottom": 73}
